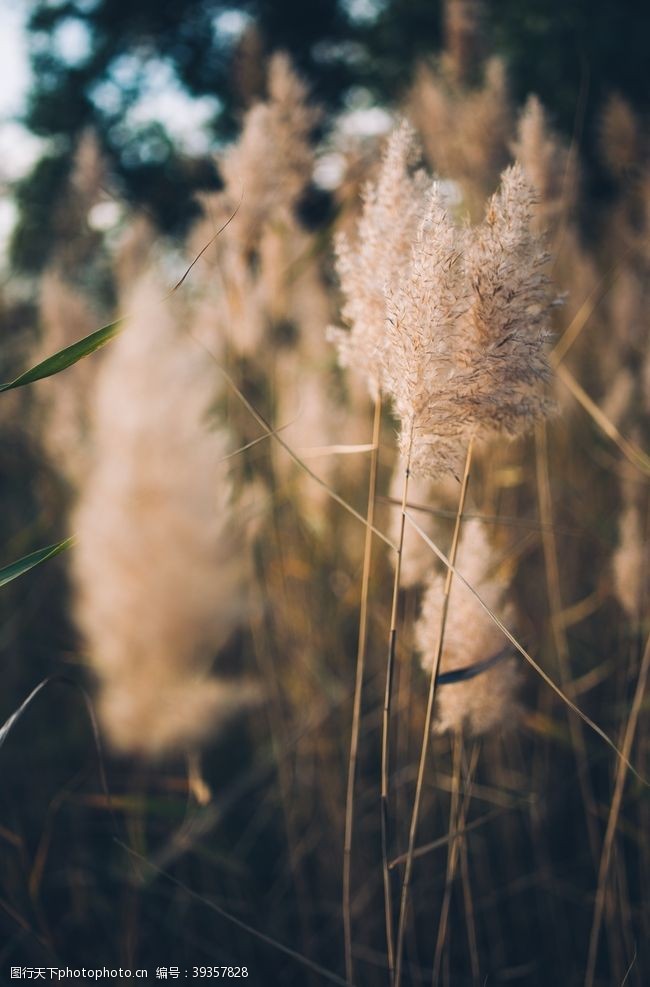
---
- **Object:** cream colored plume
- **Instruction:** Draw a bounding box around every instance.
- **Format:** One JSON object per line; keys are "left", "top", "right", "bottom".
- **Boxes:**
{"left": 72, "top": 276, "right": 252, "bottom": 756}
{"left": 381, "top": 181, "right": 471, "bottom": 477}
{"left": 328, "top": 121, "right": 427, "bottom": 399}
{"left": 409, "top": 57, "right": 513, "bottom": 216}
{"left": 416, "top": 519, "right": 520, "bottom": 735}
{"left": 382, "top": 162, "right": 554, "bottom": 477}
{"left": 460, "top": 163, "right": 555, "bottom": 433}
{"left": 219, "top": 52, "right": 318, "bottom": 243}
{"left": 512, "top": 95, "right": 578, "bottom": 231}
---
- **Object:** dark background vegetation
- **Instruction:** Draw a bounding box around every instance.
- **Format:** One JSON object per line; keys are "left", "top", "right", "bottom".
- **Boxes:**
{"left": 12, "top": 0, "right": 650, "bottom": 271}
{"left": 1, "top": 3, "right": 649, "bottom": 986}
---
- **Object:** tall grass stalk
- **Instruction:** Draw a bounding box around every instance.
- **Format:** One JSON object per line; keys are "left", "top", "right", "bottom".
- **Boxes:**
{"left": 394, "top": 438, "right": 474, "bottom": 987}
{"left": 431, "top": 736, "right": 480, "bottom": 982}
{"left": 459, "top": 743, "right": 481, "bottom": 985}
{"left": 381, "top": 435, "right": 414, "bottom": 985}
{"left": 431, "top": 731, "right": 463, "bottom": 983}
{"left": 553, "top": 361, "right": 650, "bottom": 475}
{"left": 343, "top": 394, "right": 382, "bottom": 984}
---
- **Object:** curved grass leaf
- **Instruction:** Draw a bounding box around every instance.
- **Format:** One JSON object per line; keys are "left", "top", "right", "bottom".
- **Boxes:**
{"left": 0, "top": 320, "right": 122, "bottom": 393}
{"left": 0, "top": 537, "right": 73, "bottom": 589}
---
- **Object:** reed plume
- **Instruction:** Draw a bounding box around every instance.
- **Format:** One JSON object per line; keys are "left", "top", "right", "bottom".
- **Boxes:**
{"left": 72, "top": 276, "right": 251, "bottom": 756}
{"left": 416, "top": 520, "right": 520, "bottom": 734}
{"left": 512, "top": 95, "right": 577, "bottom": 232}
{"left": 382, "top": 161, "right": 554, "bottom": 480}
{"left": 409, "top": 56, "right": 513, "bottom": 216}
{"left": 329, "top": 120, "right": 426, "bottom": 399}
{"left": 219, "top": 52, "right": 318, "bottom": 244}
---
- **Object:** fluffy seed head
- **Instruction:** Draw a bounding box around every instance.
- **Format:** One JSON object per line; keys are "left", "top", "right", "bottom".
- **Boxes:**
{"left": 72, "top": 276, "right": 251, "bottom": 756}
{"left": 220, "top": 53, "right": 318, "bottom": 242}
{"left": 416, "top": 519, "right": 521, "bottom": 735}
{"left": 381, "top": 161, "right": 555, "bottom": 477}
{"left": 512, "top": 95, "right": 577, "bottom": 230}
{"left": 328, "top": 120, "right": 427, "bottom": 399}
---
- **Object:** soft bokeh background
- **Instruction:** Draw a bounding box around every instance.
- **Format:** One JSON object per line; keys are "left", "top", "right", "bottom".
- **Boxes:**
{"left": 0, "top": 2, "right": 648, "bottom": 985}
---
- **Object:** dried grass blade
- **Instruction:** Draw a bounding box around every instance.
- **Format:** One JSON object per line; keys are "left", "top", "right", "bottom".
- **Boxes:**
{"left": 343, "top": 395, "right": 382, "bottom": 984}
{"left": 394, "top": 441, "right": 473, "bottom": 987}
{"left": 553, "top": 362, "right": 650, "bottom": 474}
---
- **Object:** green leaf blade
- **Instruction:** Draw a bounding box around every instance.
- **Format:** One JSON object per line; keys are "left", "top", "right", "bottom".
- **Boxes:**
{"left": 0, "top": 537, "right": 74, "bottom": 589}
{"left": 0, "top": 319, "right": 122, "bottom": 393}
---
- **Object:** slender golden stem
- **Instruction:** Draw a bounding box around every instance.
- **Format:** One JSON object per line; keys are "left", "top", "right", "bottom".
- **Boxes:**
{"left": 459, "top": 744, "right": 481, "bottom": 985}
{"left": 394, "top": 438, "right": 474, "bottom": 987}
{"left": 343, "top": 395, "right": 381, "bottom": 984}
{"left": 382, "top": 435, "right": 413, "bottom": 985}
{"left": 431, "top": 739, "right": 480, "bottom": 984}
{"left": 432, "top": 732, "right": 463, "bottom": 983}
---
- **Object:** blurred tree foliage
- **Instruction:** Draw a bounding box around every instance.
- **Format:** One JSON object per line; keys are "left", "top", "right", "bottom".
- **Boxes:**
{"left": 12, "top": 0, "right": 649, "bottom": 271}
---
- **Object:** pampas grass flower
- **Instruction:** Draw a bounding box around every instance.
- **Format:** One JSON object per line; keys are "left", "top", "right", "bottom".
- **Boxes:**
{"left": 72, "top": 275, "right": 252, "bottom": 756}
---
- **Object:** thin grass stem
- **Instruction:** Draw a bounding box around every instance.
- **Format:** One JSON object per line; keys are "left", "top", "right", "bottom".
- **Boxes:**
{"left": 394, "top": 438, "right": 474, "bottom": 987}
{"left": 381, "top": 435, "right": 413, "bottom": 985}
{"left": 343, "top": 394, "right": 382, "bottom": 984}
{"left": 459, "top": 744, "right": 481, "bottom": 985}
{"left": 431, "top": 732, "right": 463, "bottom": 983}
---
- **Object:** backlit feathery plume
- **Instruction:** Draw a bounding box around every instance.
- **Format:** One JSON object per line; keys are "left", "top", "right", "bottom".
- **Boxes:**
{"left": 188, "top": 54, "right": 326, "bottom": 364}
{"left": 328, "top": 121, "right": 427, "bottom": 399}
{"left": 381, "top": 163, "right": 555, "bottom": 477}
{"left": 459, "top": 163, "right": 555, "bottom": 432}
{"left": 381, "top": 182, "right": 471, "bottom": 477}
{"left": 409, "top": 57, "right": 513, "bottom": 216}
{"left": 512, "top": 95, "right": 577, "bottom": 231}
{"left": 219, "top": 52, "right": 319, "bottom": 243}
{"left": 72, "top": 276, "right": 252, "bottom": 756}
{"left": 416, "top": 519, "right": 521, "bottom": 735}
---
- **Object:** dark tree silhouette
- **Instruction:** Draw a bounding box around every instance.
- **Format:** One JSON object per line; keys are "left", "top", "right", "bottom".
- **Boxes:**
{"left": 12, "top": 0, "right": 650, "bottom": 271}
